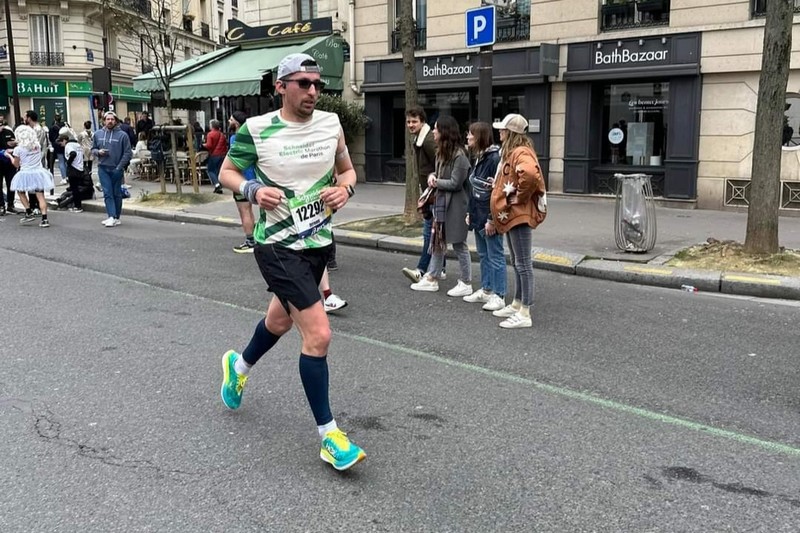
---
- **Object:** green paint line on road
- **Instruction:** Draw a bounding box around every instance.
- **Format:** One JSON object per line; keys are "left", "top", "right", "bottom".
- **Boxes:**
{"left": 343, "top": 332, "right": 800, "bottom": 458}
{"left": 12, "top": 249, "right": 800, "bottom": 459}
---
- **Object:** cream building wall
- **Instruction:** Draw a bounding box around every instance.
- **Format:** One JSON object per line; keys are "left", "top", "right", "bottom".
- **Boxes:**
{"left": 0, "top": 0, "right": 220, "bottom": 126}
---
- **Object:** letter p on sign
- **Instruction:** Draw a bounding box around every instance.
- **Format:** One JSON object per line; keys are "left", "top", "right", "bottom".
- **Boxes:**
{"left": 465, "top": 5, "right": 496, "bottom": 48}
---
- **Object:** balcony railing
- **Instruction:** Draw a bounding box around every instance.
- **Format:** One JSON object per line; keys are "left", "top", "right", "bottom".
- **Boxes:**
{"left": 30, "top": 51, "right": 64, "bottom": 66}
{"left": 390, "top": 27, "right": 427, "bottom": 53}
{"left": 752, "top": 0, "right": 800, "bottom": 17}
{"left": 201, "top": 22, "right": 210, "bottom": 39}
{"left": 601, "top": 0, "right": 670, "bottom": 31}
{"left": 141, "top": 62, "right": 154, "bottom": 74}
{"left": 115, "top": 0, "right": 152, "bottom": 17}
{"left": 105, "top": 57, "right": 121, "bottom": 71}
{"left": 497, "top": 16, "right": 530, "bottom": 43}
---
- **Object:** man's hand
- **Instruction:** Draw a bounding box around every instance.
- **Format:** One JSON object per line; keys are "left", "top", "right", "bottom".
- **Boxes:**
{"left": 485, "top": 221, "right": 497, "bottom": 236}
{"left": 320, "top": 186, "right": 350, "bottom": 212}
{"left": 254, "top": 186, "right": 285, "bottom": 211}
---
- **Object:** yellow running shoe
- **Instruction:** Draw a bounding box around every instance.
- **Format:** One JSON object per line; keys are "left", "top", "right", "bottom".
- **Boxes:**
{"left": 320, "top": 429, "right": 366, "bottom": 471}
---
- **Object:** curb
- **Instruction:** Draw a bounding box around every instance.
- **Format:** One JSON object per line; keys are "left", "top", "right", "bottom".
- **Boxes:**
{"left": 78, "top": 200, "right": 800, "bottom": 302}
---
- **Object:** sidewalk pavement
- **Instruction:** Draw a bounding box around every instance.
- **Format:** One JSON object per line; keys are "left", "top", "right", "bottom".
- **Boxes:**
{"left": 50, "top": 177, "right": 800, "bottom": 301}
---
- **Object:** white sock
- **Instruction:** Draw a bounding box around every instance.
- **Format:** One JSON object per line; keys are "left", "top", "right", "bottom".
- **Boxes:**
{"left": 318, "top": 419, "right": 338, "bottom": 440}
{"left": 234, "top": 355, "right": 252, "bottom": 376}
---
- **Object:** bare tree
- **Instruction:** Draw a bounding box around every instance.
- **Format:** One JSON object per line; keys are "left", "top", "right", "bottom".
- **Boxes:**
{"left": 102, "top": 0, "right": 187, "bottom": 192}
{"left": 745, "top": 0, "right": 793, "bottom": 254}
{"left": 398, "top": 0, "right": 421, "bottom": 224}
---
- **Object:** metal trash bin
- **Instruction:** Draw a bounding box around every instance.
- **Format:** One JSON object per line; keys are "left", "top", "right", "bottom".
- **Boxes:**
{"left": 614, "top": 173, "right": 657, "bottom": 253}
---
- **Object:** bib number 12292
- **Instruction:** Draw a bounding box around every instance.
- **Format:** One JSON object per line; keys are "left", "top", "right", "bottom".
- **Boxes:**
{"left": 288, "top": 191, "right": 332, "bottom": 239}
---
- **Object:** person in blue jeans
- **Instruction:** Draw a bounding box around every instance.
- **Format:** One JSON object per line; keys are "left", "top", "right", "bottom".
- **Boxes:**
{"left": 402, "top": 105, "right": 445, "bottom": 282}
{"left": 462, "top": 122, "right": 505, "bottom": 312}
{"left": 91, "top": 111, "right": 131, "bottom": 227}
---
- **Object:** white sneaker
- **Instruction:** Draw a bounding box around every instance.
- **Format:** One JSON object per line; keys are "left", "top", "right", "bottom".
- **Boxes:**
{"left": 323, "top": 294, "right": 348, "bottom": 313}
{"left": 440, "top": 271, "right": 447, "bottom": 281}
{"left": 463, "top": 288, "right": 490, "bottom": 303}
{"left": 402, "top": 267, "right": 423, "bottom": 283}
{"left": 103, "top": 218, "right": 118, "bottom": 228}
{"left": 101, "top": 217, "right": 114, "bottom": 225}
{"left": 492, "top": 304, "right": 518, "bottom": 318}
{"left": 410, "top": 277, "right": 439, "bottom": 292}
{"left": 59, "top": 179, "right": 68, "bottom": 185}
{"left": 499, "top": 312, "right": 532, "bottom": 329}
{"left": 447, "top": 280, "right": 473, "bottom": 297}
{"left": 482, "top": 294, "right": 506, "bottom": 311}
{"left": 113, "top": 218, "right": 121, "bottom": 226}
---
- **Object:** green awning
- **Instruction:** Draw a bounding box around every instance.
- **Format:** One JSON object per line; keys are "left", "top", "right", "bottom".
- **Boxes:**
{"left": 166, "top": 35, "right": 344, "bottom": 99}
{"left": 132, "top": 46, "right": 237, "bottom": 93}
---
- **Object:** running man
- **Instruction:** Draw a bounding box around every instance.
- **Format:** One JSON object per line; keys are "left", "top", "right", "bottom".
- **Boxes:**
{"left": 217, "top": 53, "right": 364, "bottom": 471}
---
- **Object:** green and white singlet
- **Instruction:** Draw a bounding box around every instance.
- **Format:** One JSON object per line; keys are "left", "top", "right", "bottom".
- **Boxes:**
{"left": 227, "top": 109, "right": 341, "bottom": 250}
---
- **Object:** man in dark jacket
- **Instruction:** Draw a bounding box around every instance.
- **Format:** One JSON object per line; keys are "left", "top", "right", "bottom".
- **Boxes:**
{"left": 402, "top": 105, "right": 443, "bottom": 283}
{"left": 0, "top": 116, "right": 16, "bottom": 214}
{"left": 48, "top": 114, "right": 64, "bottom": 177}
{"left": 120, "top": 117, "right": 137, "bottom": 146}
{"left": 136, "top": 111, "right": 154, "bottom": 139}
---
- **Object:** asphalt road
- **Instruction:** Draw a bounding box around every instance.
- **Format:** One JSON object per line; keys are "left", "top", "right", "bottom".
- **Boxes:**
{"left": 2, "top": 213, "right": 799, "bottom": 532}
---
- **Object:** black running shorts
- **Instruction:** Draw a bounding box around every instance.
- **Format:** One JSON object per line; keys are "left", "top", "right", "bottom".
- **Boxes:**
{"left": 253, "top": 243, "right": 331, "bottom": 312}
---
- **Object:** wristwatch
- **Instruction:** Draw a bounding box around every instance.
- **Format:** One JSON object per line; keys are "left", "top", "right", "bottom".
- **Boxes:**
{"left": 341, "top": 184, "right": 355, "bottom": 198}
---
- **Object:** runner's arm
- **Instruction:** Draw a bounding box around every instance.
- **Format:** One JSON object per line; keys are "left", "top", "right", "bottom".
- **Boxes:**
{"left": 320, "top": 128, "right": 355, "bottom": 209}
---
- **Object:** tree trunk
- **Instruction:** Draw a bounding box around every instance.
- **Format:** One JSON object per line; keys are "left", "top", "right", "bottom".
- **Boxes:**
{"left": 744, "top": 0, "right": 793, "bottom": 254}
{"left": 399, "top": 0, "right": 421, "bottom": 224}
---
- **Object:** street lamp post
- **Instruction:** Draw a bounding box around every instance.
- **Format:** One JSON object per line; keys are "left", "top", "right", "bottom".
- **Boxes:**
{"left": 3, "top": 0, "right": 21, "bottom": 123}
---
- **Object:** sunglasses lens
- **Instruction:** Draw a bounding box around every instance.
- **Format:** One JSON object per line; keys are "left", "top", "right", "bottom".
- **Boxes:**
{"left": 294, "top": 79, "right": 324, "bottom": 91}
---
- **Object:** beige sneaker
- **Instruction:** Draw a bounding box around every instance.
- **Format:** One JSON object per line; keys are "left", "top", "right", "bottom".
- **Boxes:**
{"left": 410, "top": 277, "right": 439, "bottom": 292}
{"left": 402, "top": 267, "right": 423, "bottom": 283}
{"left": 492, "top": 304, "right": 518, "bottom": 318}
{"left": 463, "top": 288, "right": 490, "bottom": 303}
{"left": 482, "top": 294, "right": 506, "bottom": 311}
{"left": 499, "top": 312, "right": 532, "bottom": 329}
{"left": 447, "top": 280, "right": 473, "bottom": 297}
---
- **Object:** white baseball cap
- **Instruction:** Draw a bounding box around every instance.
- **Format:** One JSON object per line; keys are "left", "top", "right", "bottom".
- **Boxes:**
{"left": 276, "top": 53, "right": 320, "bottom": 80}
{"left": 493, "top": 113, "right": 528, "bottom": 134}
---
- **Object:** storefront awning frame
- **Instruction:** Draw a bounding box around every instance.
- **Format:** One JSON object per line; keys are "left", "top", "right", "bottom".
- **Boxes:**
{"left": 133, "top": 35, "right": 344, "bottom": 99}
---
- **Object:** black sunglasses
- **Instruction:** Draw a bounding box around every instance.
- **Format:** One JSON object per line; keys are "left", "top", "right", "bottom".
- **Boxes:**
{"left": 283, "top": 78, "right": 325, "bottom": 91}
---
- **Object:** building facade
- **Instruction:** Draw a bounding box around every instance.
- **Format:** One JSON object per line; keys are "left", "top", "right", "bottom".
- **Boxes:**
{"left": 350, "top": 0, "right": 800, "bottom": 212}
{"left": 0, "top": 0, "right": 227, "bottom": 129}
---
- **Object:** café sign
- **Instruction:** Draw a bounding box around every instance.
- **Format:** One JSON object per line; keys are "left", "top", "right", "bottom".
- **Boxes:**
{"left": 225, "top": 17, "right": 333, "bottom": 43}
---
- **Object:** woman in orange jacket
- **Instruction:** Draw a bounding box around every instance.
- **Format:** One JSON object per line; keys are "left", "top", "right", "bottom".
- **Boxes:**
{"left": 488, "top": 114, "right": 547, "bottom": 329}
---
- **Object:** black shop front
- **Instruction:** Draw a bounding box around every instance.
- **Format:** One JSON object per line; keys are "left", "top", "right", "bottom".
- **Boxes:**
{"left": 361, "top": 45, "right": 553, "bottom": 182}
{"left": 562, "top": 32, "right": 701, "bottom": 199}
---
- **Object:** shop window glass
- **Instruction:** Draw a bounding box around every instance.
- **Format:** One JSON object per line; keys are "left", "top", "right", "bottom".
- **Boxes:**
{"left": 784, "top": 92, "right": 800, "bottom": 147}
{"left": 497, "top": 0, "right": 530, "bottom": 43}
{"left": 391, "top": 0, "right": 427, "bottom": 53}
{"left": 752, "top": 0, "right": 800, "bottom": 18}
{"left": 602, "top": 81, "right": 669, "bottom": 166}
{"left": 297, "top": 0, "right": 317, "bottom": 19}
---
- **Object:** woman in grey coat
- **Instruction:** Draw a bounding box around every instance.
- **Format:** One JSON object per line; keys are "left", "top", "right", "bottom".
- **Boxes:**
{"left": 410, "top": 115, "right": 473, "bottom": 297}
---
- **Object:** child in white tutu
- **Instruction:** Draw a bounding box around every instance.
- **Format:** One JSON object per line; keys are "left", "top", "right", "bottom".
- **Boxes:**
{"left": 8, "top": 125, "right": 54, "bottom": 227}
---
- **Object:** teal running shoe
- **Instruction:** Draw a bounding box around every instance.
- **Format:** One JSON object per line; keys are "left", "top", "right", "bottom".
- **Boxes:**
{"left": 220, "top": 350, "right": 248, "bottom": 410}
{"left": 320, "top": 429, "right": 366, "bottom": 471}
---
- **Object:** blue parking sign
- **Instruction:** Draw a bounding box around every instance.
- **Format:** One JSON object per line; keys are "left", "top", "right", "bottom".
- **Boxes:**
{"left": 465, "top": 5, "right": 496, "bottom": 48}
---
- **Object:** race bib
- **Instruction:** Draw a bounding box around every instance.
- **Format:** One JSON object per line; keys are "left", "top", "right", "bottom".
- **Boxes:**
{"left": 287, "top": 190, "right": 332, "bottom": 239}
